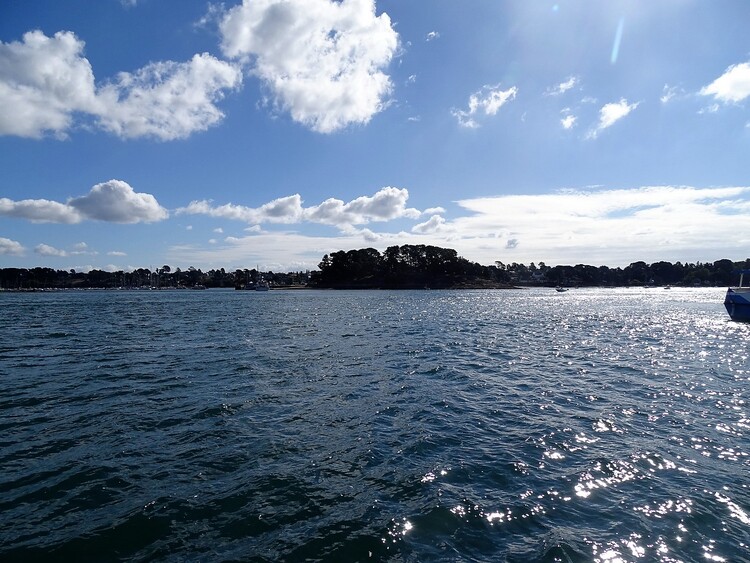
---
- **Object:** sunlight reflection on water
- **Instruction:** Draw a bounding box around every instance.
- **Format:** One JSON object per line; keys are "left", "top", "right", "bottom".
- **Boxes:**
{"left": 0, "top": 287, "right": 748, "bottom": 561}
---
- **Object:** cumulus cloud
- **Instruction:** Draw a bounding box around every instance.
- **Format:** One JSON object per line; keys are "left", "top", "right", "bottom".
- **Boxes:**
{"left": 96, "top": 54, "right": 242, "bottom": 140}
{"left": 69, "top": 180, "right": 169, "bottom": 223}
{"left": 35, "top": 243, "right": 68, "bottom": 257}
{"left": 309, "top": 187, "right": 420, "bottom": 224}
{"left": 700, "top": 62, "right": 750, "bottom": 104}
{"left": 0, "top": 180, "right": 168, "bottom": 223}
{"left": 411, "top": 214, "right": 448, "bottom": 234}
{"left": 452, "top": 84, "right": 517, "bottom": 128}
{"left": 178, "top": 187, "right": 421, "bottom": 228}
{"left": 108, "top": 251, "right": 127, "bottom": 256}
{"left": 0, "top": 30, "right": 242, "bottom": 140}
{"left": 0, "top": 30, "right": 98, "bottom": 138}
{"left": 220, "top": 0, "right": 399, "bottom": 133}
{"left": 586, "top": 98, "right": 639, "bottom": 139}
{"left": 0, "top": 237, "right": 25, "bottom": 255}
{"left": 426, "top": 31, "right": 440, "bottom": 41}
{"left": 179, "top": 194, "right": 304, "bottom": 224}
{"left": 0, "top": 197, "right": 82, "bottom": 223}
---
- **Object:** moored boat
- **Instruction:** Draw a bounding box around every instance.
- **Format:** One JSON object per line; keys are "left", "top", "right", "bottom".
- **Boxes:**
{"left": 724, "top": 269, "right": 750, "bottom": 322}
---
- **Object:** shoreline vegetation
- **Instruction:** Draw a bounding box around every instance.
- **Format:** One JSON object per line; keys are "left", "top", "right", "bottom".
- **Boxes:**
{"left": 1, "top": 244, "right": 748, "bottom": 291}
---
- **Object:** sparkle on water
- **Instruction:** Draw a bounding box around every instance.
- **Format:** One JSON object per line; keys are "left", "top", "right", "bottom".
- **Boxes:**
{"left": 0, "top": 286, "right": 748, "bottom": 561}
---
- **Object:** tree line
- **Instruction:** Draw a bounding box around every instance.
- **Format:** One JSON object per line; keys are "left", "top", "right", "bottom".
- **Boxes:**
{"left": 1, "top": 245, "right": 748, "bottom": 290}
{"left": 311, "top": 245, "right": 750, "bottom": 288}
{"left": 0, "top": 266, "right": 310, "bottom": 290}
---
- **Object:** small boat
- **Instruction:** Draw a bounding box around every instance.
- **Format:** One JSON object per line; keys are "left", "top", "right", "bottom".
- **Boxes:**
{"left": 555, "top": 287, "right": 568, "bottom": 292}
{"left": 255, "top": 278, "right": 270, "bottom": 291}
{"left": 724, "top": 269, "right": 750, "bottom": 322}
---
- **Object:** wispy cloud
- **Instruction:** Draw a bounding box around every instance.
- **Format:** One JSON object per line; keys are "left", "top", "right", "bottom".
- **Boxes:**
{"left": 586, "top": 98, "right": 639, "bottom": 139}
{"left": 451, "top": 185, "right": 750, "bottom": 265}
{"left": 425, "top": 31, "right": 440, "bottom": 42}
{"left": 546, "top": 76, "right": 578, "bottom": 96}
{"left": 452, "top": 84, "right": 518, "bottom": 128}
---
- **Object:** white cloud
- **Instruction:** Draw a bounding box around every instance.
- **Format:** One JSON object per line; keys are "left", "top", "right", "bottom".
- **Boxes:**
{"left": 700, "top": 62, "right": 750, "bottom": 103}
{"left": 661, "top": 84, "right": 678, "bottom": 104}
{"left": 178, "top": 187, "right": 421, "bottom": 228}
{"left": 561, "top": 113, "right": 577, "bottom": 130}
{"left": 309, "top": 187, "right": 420, "bottom": 224}
{"left": 546, "top": 76, "right": 578, "bottom": 96}
{"left": 426, "top": 31, "right": 440, "bottom": 42}
{"left": 452, "top": 84, "right": 517, "bottom": 128}
{"left": 108, "top": 251, "right": 127, "bottom": 256}
{"left": 35, "top": 243, "right": 68, "bottom": 257}
{"left": 96, "top": 54, "right": 242, "bottom": 140}
{"left": 450, "top": 185, "right": 750, "bottom": 265}
{"left": 71, "top": 242, "right": 97, "bottom": 255}
{"left": 0, "top": 30, "right": 242, "bottom": 140}
{"left": 411, "top": 214, "right": 448, "bottom": 234}
{"left": 587, "top": 98, "right": 639, "bottom": 139}
{"left": 0, "top": 237, "right": 25, "bottom": 255}
{"left": 0, "top": 197, "right": 82, "bottom": 223}
{"left": 213, "top": 227, "right": 223, "bottom": 233}
{"left": 220, "top": 0, "right": 399, "bottom": 133}
{"left": 69, "top": 180, "right": 168, "bottom": 223}
{"left": 0, "top": 31, "right": 98, "bottom": 138}
{"left": 0, "top": 180, "right": 168, "bottom": 223}
{"left": 179, "top": 194, "right": 304, "bottom": 224}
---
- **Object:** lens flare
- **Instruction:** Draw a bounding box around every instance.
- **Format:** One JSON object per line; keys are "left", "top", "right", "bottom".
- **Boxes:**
{"left": 611, "top": 18, "right": 625, "bottom": 64}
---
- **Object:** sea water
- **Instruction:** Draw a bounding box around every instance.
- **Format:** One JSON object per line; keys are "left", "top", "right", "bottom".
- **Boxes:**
{"left": 1, "top": 287, "right": 748, "bottom": 561}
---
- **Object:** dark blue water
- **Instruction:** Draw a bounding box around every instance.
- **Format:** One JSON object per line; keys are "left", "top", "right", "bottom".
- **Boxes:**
{"left": 1, "top": 288, "right": 748, "bottom": 562}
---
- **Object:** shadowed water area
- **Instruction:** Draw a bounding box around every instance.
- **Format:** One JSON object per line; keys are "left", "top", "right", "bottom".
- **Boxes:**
{"left": 1, "top": 288, "right": 748, "bottom": 561}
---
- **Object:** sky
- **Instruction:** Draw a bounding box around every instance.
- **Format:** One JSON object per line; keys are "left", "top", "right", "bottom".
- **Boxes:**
{"left": 1, "top": 0, "right": 750, "bottom": 273}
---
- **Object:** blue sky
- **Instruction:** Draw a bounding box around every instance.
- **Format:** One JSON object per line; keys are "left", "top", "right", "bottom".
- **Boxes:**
{"left": 1, "top": 0, "right": 750, "bottom": 273}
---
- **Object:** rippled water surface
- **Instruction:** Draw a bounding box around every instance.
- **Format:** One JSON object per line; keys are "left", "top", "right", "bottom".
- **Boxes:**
{"left": 1, "top": 288, "right": 748, "bottom": 561}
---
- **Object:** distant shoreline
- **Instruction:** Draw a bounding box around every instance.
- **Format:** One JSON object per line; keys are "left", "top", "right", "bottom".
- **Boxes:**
{"left": 0, "top": 284, "right": 727, "bottom": 293}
